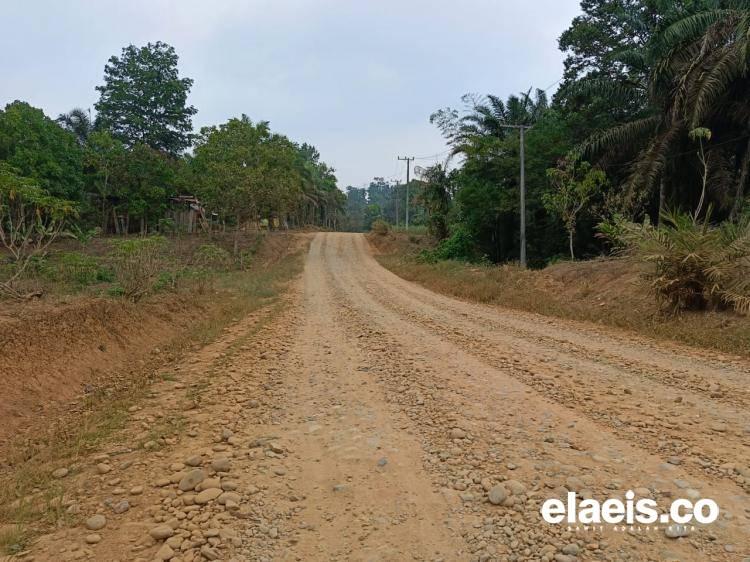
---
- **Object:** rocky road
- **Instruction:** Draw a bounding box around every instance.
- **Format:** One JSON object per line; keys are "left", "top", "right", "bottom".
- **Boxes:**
{"left": 26, "top": 232, "right": 750, "bottom": 562}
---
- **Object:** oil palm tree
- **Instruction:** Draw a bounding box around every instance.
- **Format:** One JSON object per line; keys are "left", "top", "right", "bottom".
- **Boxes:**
{"left": 578, "top": 1, "right": 750, "bottom": 219}
{"left": 430, "top": 89, "right": 549, "bottom": 157}
{"left": 56, "top": 108, "right": 94, "bottom": 145}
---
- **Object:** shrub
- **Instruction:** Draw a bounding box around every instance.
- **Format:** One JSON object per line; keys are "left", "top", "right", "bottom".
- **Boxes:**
{"left": 191, "top": 244, "right": 231, "bottom": 271}
{"left": 419, "top": 224, "right": 480, "bottom": 263}
{"left": 427, "top": 213, "right": 449, "bottom": 241}
{"left": 596, "top": 214, "right": 628, "bottom": 253}
{"left": 616, "top": 211, "right": 750, "bottom": 313}
{"left": 188, "top": 243, "right": 232, "bottom": 293}
{"left": 54, "top": 252, "right": 113, "bottom": 286}
{"left": 0, "top": 164, "right": 76, "bottom": 299}
{"left": 110, "top": 236, "right": 168, "bottom": 302}
{"left": 370, "top": 219, "right": 390, "bottom": 235}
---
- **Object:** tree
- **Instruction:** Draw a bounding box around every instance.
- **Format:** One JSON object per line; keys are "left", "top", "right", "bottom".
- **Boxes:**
{"left": 569, "top": 2, "right": 750, "bottom": 222}
{"left": 430, "top": 90, "right": 564, "bottom": 263}
{"left": 544, "top": 159, "right": 607, "bottom": 259}
{"left": 293, "top": 143, "right": 343, "bottom": 229}
{"left": 95, "top": 42, "right": 197, "bottom": 155}
{"left": 57, "top": 108, "right": 94, "bottom": 145}
{"left": 118, "top": 144, "right": 176, "bottom": 234}
{"left": 344, "top": 187, "right": 368, "bottom": 231}
{"left": 418, "top": 164, "right": 454, "bottom": 240}
{"left": 84, "top": 130, "right": 126, "bottom": 232}
{"left": 192, "top": 116, "right": 327, "bottom": 251}
{"left": 558, "top": 0, "right": 663, "bottom": 84}
{"left": 0, "top": 164, "right": 76, "bottom": 298}
{"left": 0, "top": 101, "right": 84, "bottom": 200}
{"left": 367, "top": 177, "right": 401, "bottom": 225}
{"left": 431, "top": 89, "right": 549, "bottom": 157}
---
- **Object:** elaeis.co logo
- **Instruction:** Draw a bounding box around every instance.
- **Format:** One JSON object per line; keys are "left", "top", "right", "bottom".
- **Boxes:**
{"left": 541, "top": 490, "right": 719, "bottom": 535}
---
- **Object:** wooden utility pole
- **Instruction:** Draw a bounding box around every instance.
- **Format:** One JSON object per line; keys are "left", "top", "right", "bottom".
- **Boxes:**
{"left": 397, "top": 156, "right": 414, "bottom": 229}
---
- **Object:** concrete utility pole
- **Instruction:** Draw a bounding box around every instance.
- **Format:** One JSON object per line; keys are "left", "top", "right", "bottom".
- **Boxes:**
{"left": 498, "top": 124, "right": 530, "bottom": 268}
{"left": 397, "top": 156, "right": 414, "bottom": 229}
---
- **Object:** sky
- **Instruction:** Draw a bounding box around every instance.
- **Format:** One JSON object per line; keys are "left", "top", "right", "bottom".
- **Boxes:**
{"left": 1, "top": 0, "right": 582, "bottom": 189}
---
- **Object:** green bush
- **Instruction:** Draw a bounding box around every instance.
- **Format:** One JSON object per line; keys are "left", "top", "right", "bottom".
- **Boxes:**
{"left": 153, "top": 270, "right": 180, "bottom": 292}
{"left": 419, "top": 225, "right": 480, "bottom": 263}
{"left": 55, "top": 252, "right": 113, "bottom": 286}
{"left": 110, "top": 236, "right": 168, "bottom": 302}
{"left": 615, "top": 211, "right": 750, "bottom": 313}
{"left": 192, "top": 244, "right": 231, "bottom": 271}
{"left": 370, "top": 219, "right": 390, "bottom": 235}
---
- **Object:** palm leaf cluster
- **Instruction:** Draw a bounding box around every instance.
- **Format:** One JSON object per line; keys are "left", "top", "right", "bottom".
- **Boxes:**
{"left": 618, "top": 209, "right": 750, "bottom": 312}
{"left": 578, "top": 1, "right": 750, "bottom": 217}
{"left": 430, "top": 89, "right": 548, "bottom": 158}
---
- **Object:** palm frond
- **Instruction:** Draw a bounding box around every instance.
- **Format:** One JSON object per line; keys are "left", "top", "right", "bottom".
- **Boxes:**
{"left": 689, "top": 48, "right": 744, "bottom": 127}
{"left": 653, "top": 9, "right": 735, "bottom": 56}
{"left": 576, "top": 115, "right": 661, "bottom": 159}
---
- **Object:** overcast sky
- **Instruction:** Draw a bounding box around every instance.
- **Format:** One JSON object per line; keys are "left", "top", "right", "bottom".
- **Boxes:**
{"left": 2, "top": 0, "right": 581, "bottom": 189}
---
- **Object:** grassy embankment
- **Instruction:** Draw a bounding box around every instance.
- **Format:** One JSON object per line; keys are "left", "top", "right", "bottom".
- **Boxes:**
{"left": 369, "top": 231, "right": 750, "bottom": 358}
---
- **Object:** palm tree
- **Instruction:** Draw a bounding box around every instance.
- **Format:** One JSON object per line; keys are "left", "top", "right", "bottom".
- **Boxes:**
{"left": 577, "top": 2, "right": 750, "bottom": 219}
{"left": 431, "top": 89, "right": 549, "bottom": 157}
{"left": 56, "top": 108, "right": 94, "bottom": 145}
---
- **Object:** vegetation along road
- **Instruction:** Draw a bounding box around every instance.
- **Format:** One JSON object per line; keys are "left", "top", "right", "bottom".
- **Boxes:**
{"left": 16, "top": 232, "right": 748, "bottom": 562}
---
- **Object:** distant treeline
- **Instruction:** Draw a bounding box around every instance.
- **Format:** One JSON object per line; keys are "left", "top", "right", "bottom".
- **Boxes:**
{"left": 0, "top": 41, "right": 345, "bottom": 236}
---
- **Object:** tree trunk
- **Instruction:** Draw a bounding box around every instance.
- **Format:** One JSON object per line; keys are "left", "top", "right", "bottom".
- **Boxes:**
{"left": 102, "top": 200, "right": 109, "bottom": 233}
{"left": 112, "top": 207, "right": 120, "bottom": 235}
{"left": 731, "top": 141, "right": 750, "bottom": 220}
{"left": 658, "top": 176, "right": 666, "bottom": 226}
{"left": 569, "top": 229, "right": 575, "bottom": 261}
{"left": 233, "top": 215, "right": 240, "bottom": 256}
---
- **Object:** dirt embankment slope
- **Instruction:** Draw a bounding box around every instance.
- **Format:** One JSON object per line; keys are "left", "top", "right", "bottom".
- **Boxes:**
{"left": 0, "top": 232, "right": 306, "bottom": 450}
{"left": 0, "top": 296, "right": 206, "bottom": 447}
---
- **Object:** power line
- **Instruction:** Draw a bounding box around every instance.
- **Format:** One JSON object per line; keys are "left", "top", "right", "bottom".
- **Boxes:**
{"left": 541, "top": 76, "right": 564, "bottom": 93}
{"left": 413, "top": 149, "right": 453, "bottom": 160}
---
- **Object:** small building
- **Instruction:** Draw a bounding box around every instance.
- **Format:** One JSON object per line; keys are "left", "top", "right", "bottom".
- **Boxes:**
{"left": 168, "top": 195, "right": 207, "bottom": 233}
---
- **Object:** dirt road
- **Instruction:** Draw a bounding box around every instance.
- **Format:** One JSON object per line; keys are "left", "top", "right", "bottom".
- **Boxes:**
{"left": 26, "top": 232, "right": 750, "bottom": 562}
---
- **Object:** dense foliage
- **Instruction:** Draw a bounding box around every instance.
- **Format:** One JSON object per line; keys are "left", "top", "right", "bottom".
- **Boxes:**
{"left": 0, "top": 41, "right": 341, "bottom": 243}
{"left": 346, "top": 0, "right": 750, "bottom": 277}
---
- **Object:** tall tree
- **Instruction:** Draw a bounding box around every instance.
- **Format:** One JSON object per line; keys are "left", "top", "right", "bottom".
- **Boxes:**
{"left": 575, "top": 2, "right": 750, "bottom": 219}
{"left": 95, "top": 42, "right": 197, "bottom": 155}
{"left": 418, "top": 164, "right": 455, "bottom": 240}
{"left": 0, "top": 101, "right": 83, "bottom": 200}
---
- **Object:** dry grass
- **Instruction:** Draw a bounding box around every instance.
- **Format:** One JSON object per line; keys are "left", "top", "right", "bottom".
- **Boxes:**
{"left": 372, "top": 233, "right": 750, "bottom": 358}
{"left": 0, "top": 524, "right": 29, "bottom": 555}
{"left": 0, "top": 236, "right": 309, "bottom": 553}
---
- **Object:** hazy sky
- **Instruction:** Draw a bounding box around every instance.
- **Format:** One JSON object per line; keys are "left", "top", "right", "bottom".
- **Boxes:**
{"left": 2, "top": 0, "right": 581, "bottom": 188}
